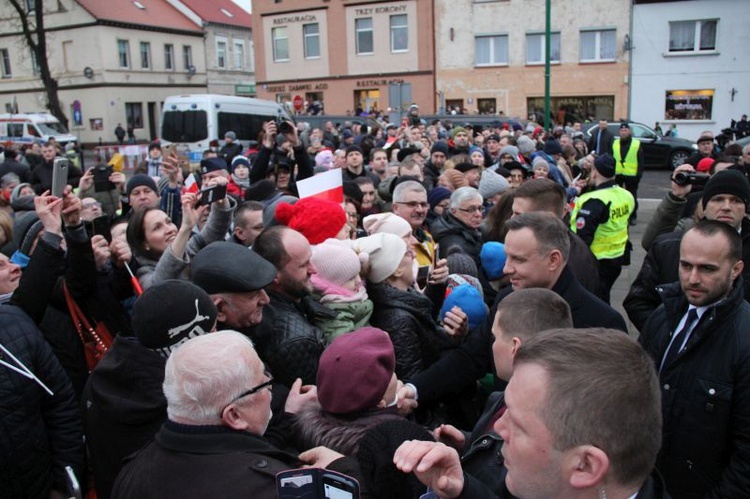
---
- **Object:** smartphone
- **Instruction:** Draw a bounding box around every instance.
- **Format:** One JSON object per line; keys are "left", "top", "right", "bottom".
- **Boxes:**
{"left": 91, "top": 215, "right": 112, "bottom": 243}
{"left": 416, "top": 266, "right": 430, "bottom": 289}
{"left": 198, "top": 183, "right": 227, "bottom": 206}
{"left": 51, "top": 158, "right": 69, "bottom": 197}
{"left": 93, "top": 165, "right": 115, "bottom": 192}
{"left": 277, "top": 468, "right": 360, "bottom": 499}
{"left": 161, "top": 143, "right": 176, "bottom": 158}
{"left": 65, "top": 466, "right": 82, "bottom": 499}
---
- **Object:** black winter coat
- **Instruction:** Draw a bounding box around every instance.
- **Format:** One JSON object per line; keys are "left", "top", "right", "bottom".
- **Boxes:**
{"left": 0, "top": 305, "right": 84, "bottom": 498}
{"left": 82, "top": 336, "right": 167, "bottom": 499}
{"left": 368, "top": 281, "right": 450, "bottom": 380}
{"left": 640, "top": 279, "right": 750, "bottom": 499}
{"left": 30, "top": 159, "right": 83, "bottom": 195}
{"left": 624, "top": 218, "right": 750, "bottom": 331}
{"left": 251, "top": 290, "right": 332, "bottom": 387}
{"left": 430, "top": 213, "right": 483, "bottom": 265}
{"left": 112, "top": 420, "right": 368, "bottom": 499}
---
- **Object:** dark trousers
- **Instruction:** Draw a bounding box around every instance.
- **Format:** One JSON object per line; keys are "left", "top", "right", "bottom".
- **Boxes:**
{"left": 598, "top": 257, "right": 623, "bottom": 305}
{"left": 616, "top": 174, "right": 640, "bottom": 221}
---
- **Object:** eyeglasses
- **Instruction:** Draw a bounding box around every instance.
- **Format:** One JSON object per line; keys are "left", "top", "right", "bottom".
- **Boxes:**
{"left": 456, "top": 205, "right": 483, "bottom": 214}
{"left": 82, "top": 201, "right": 102, "bottom": 209}
{"left": 396, "top": 201, "right": 429, "bottom": 209}
{"left": 220, "top": 371, "right": 273, "bottom": 416}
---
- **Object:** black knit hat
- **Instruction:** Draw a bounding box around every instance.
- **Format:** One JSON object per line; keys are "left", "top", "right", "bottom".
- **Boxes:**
{"left": 12, "top": 212, "right": 43, "bottom": 256}
{"left": 126, "top": 174, "right": 158, "bottom": 197}
{"left": 701, "top": 169, "right": 750, "bottom": 210}
{"left": 445, "top": 245, "right": 478, "bottom": 277}
{"left": 131, "top": 280, "right": 218, "bottom": 358}
{"left": 593, "top": 153, "right": 616, "bottom": 178}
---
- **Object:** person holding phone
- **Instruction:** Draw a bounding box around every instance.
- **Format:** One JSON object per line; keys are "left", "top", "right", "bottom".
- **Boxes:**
{"left": 250, "top": 120, "right": 314, "bottom": 197}
{"left": 77, "top": 158, "right": 127, "bottom": 218}
{"left": 30, "top": 141, "right": 82, "bottom": 195}
{"left": 111, "top": 331, "right": 366, "bottom": 499}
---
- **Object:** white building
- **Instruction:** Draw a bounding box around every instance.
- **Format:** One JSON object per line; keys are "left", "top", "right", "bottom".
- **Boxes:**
{"left": 630, "top": 0, "right": 750, "bottom": 141}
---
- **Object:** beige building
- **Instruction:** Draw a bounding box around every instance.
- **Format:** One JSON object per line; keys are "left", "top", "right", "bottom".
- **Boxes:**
{"left": 252, "top": 0, "right": 436, "bottom": 115}
{"left": 435, "top": 0, "right": 631, "bottom": 123}
{"left": 0, "top": 0, "right": 254, "bottom": 146}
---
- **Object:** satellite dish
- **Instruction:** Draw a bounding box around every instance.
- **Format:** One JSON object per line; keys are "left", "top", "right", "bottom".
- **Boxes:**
{"left": 83, "top": 67, "right": 94, "bottom": 79}
{"left": 187, "top": 65, "right": 196, "bottom": 76}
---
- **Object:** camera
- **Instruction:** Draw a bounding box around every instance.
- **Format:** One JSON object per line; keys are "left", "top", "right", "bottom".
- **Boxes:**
{"left": 276, "top": 112, "right": 294, "bottom": 135}
{"left": 672, "top": 171, "right": 710, "bottom": 187}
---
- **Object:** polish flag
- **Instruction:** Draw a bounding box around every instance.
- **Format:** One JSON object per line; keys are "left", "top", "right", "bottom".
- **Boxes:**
{"left": 296, "top": 168, "right": 343, "bottom": 203}
{"left": 183, "top": 173, "right": 199, "bottom": 194}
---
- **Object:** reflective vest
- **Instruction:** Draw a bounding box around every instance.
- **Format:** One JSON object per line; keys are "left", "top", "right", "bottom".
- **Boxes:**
{"left": 613, "top": 138, "right": 640, "bottom": 176}
{"left": 570, "top": 186, "right": 634, "bottom": 260}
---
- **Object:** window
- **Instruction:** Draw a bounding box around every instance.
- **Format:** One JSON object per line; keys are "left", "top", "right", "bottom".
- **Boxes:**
{"left": 117, "top": 39, "right": 130, "bottom": 68}
{"left": 216, "top": 37, "right": 227, "bottom": 68}
{"left": 390, "top": 14, "right": 408, "bottom": 52}
{"left": 475, "top": 35, "right": 508, "bottom": 66}
{"left": 0, "top": 49, "right": 10, "bottom": 78}
{"left": 477, "top": 98, "right": 497, "bottom": 115}
{"left": 580, "top": 29, "right": 616, "bottom": 62}
{"left": 183, "top": 45, "right": 193, "bottom": 70}
{"left": 669, "top": 20, "right": 717, "bottom": 52}
{"left": 303, "top": 23, "right": 320, "bottom": 59}
{"left": 31, "top": 48, "right": 40, "bottom": 75}
{"left": 140, "top": 41, "right": 151, "bottom": 69}
{"left": 272, "top": 27, "right": 289, "bottom": 61}
{"left": 234, "top": 41, "right": 245, "bottom": 69}
{"left": 665, "top": 89, "right": 714, "bottom": 120}
{"left": 526, "top": 33, "right": 560, "bottom": 64}
{"left": 356, "top": 18, "right": 374, "bottom": 54}
{"left": 164, "top": 44, "right": 174, "bottom": 70}
{"left": 125, "top": 102, "right": 143, "bottom": 129}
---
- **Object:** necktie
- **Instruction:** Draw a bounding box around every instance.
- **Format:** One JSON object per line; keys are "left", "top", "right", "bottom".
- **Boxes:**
{"left": 596, "top": 131, "right": 602, "bottom": 154}
{"left": 660, "top": 309, "right": 698, "bottom": 373}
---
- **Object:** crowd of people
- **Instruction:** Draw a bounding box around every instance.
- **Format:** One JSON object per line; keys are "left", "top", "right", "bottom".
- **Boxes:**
{"left": 2, "top": 110, "right": 750, "bottom": 499}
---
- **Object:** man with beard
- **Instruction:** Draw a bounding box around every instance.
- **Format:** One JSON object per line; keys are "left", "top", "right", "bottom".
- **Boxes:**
{"left": 639, "top": 220, "right": 750, "bottom": 498}
{"left": 252, "top": 226, "right": 333, "bottom": 387}
{"left": 449, "top": 127, "right": 471, "bottom": 157}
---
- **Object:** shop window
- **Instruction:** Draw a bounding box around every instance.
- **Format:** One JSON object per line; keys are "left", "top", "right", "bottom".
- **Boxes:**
{"left": 526, "top": 33, "right": 560, "bottom": 64}
{"left": 304, "top": 23, "right": 320, "bottom": 59}
{"left": 477, "top": 99, "right": 497, "bottom": 115}
{"left": 273, "top": 27, "right": 289, "bottom": 61}
{"left": 390, "top": 14, "right": 408, "bottom": 52}
{"left": 580, "top": 29, "right": 616, "bottom": 62}
{"left": 669, "top": 20, "right": 717, "bottom": 53}
{"left": 665, "top": 89, "right": 714, "bottom": 120}
{"left": 475, "top": 35, "right": 508, "bottom": 66}
{"left": 356, "top": 18, "right": 374, "bottom": 55}
{"left": 354, "top": 89, "right": 380, "bottom": 113}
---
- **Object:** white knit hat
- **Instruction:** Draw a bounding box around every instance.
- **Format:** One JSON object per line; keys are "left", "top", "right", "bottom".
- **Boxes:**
{"left": 363, "top": 213, "right": 412, "bottom": 238}
{"left": 346, "top": 233, "right": 407, "bottom": 284}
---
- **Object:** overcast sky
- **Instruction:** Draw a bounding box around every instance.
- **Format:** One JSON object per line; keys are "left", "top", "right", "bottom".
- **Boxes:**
{"left": 231, "top": 0, "right": 251, "bottom": 13}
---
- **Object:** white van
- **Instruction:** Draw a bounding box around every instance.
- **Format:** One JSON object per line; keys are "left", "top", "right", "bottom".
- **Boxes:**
{"left": 160, "top": 94, "right": 293, "bottom": 164}
{"left": 0, "top": 113, "right": 78, "bottom": 147}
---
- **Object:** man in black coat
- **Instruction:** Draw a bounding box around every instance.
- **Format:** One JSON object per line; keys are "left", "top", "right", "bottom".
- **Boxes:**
{"left": 112, "top": 331, "right": 364, "bottom": 499}
{"left": 29, "top": 141, "right": 82, "bottom": 194}
{"left": 0, "top": 147, "right": 30, "bottom": 182}
{"left": 0, "top": 305, "right": 84, "bottom": 498}
{"left": 639, "top": 220, "right": 750, "bottom": 498}
{"left": 395, "top": 327, "right": 666, "bottom": 499}
{"left": 624, "top": 169, "right": 750, "bottom": 331}
{"left": 398, "top": 212, "right": 626, "bottom": 410}
{"left": 587, "top": 119, "right": 615, "bottom": 155}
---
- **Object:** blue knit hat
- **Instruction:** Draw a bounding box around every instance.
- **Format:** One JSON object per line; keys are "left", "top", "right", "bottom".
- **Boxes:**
{"left": 480, "top": 241, "right": 507, "bottom": 280}
{"left": 440, "top": 284, "right": 488, "bottom": 330}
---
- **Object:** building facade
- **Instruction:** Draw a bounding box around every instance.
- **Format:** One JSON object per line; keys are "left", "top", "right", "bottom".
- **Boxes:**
{"left": 252, "top": 0, "right": 436, "bottom": 116}
{"left": 435, "top": 0, "right": 631, "bottom": 123}
{"left": 0, "top": 0, "right": 254, "bottom": 146}
{"left": 630, "top": 0, "right": 750, "bottom": 141}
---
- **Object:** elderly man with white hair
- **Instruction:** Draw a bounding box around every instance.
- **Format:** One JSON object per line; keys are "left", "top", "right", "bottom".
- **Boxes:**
{"left": 111, "top": 331, "right": 365, "bottom": 499}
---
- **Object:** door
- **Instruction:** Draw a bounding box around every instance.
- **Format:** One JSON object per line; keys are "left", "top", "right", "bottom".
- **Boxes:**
{"left": 147, "top": 102, "right": 157, "bottom": 140}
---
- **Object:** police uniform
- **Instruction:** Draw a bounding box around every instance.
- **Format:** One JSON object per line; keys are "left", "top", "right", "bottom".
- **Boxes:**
{"left": 612, "top": 126, "right": 643, "bottom": 224}
{"left": 571, "top": 179, "right": 635, "bottom": 304}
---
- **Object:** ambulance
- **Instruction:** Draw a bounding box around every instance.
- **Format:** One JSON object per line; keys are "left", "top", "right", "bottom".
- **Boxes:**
{"left": 0, "top": 113, "right": 77, "bottom": 147}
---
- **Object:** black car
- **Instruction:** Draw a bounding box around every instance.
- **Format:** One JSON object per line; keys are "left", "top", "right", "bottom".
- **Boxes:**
{"left": 585, "top": 121, "right": 697, "bottom": 170}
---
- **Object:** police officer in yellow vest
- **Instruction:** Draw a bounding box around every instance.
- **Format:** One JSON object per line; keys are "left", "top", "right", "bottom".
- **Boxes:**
{"left": 571, "top": 153, "right": 635, "bottom": 304}
{"left": 612, "top": 122, "right": 643, "bottom": 226}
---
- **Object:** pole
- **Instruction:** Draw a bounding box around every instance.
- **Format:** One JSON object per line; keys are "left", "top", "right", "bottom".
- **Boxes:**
{"left": 544, "top": 0, "right": 551, "bottom": 131}
{"left": 627, "top": 0, "right": 634, "bottom": 120}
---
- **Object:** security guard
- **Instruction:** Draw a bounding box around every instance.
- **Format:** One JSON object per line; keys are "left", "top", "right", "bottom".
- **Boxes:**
{"left": 571, "top": 153, "right": 635, "bottom": 304}
{"left": 612, "top": 122, "right": 643, "bottom": 226}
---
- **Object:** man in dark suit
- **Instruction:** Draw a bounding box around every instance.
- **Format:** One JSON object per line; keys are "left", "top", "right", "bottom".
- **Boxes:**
{"left": 587, "top": 119, "right": 615, "bottom": 156}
